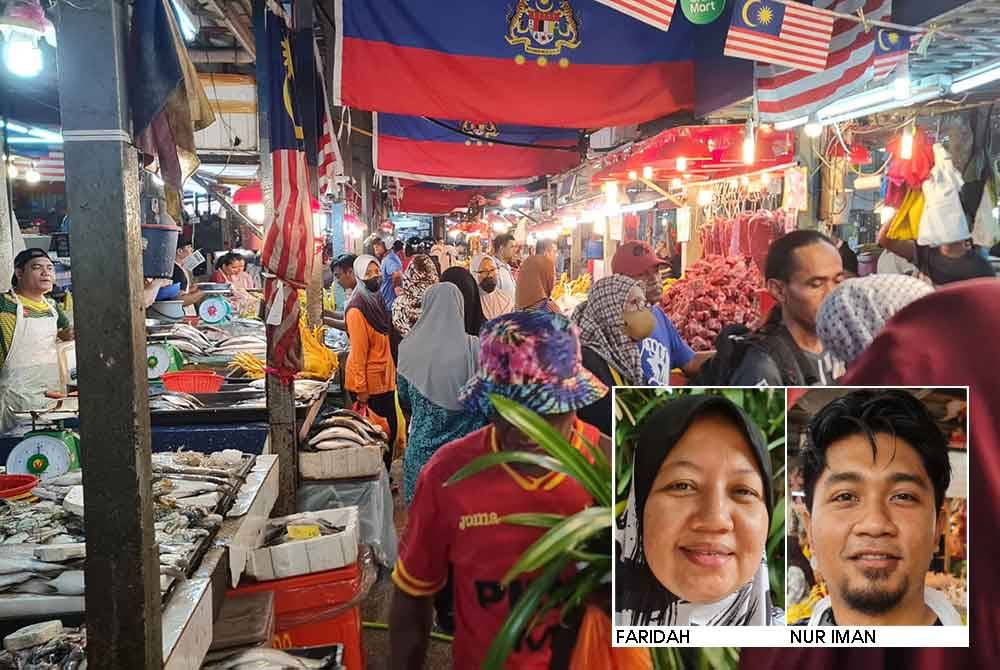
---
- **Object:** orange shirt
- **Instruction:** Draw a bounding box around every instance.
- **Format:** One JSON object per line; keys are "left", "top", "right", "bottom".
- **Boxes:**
{"left": 345, "top": 308, "right": 396, "bottom": 395}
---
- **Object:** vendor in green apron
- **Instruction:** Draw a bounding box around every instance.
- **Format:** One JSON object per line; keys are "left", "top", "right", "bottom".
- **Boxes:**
{"left": 0, "top": 249, "right": 74, "bottom": 430}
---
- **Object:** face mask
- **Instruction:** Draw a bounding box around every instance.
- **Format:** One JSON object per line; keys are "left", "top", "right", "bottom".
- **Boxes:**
{"left": 480, "top": 277, "right": 498, "bottom": 294}
{"left": 624, "top": 309, "right": 655, "bottom": 341}
{"left": 363, "top": 277, "right": 381, "bottom": 293}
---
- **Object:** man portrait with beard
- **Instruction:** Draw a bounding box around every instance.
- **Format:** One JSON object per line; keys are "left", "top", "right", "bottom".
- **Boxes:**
{"left": 797, "top": 389, "right": 962, "bottom": 626}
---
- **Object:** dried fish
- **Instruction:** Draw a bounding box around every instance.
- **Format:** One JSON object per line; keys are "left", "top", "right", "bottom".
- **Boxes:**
{"left": 46, "top": 571, "right": 85, "bottom": 596}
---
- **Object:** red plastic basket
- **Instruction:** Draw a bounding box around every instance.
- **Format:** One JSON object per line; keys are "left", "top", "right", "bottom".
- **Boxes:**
{"left": 161, "top": 371, "right": 224, "bottom": 394}
{"left": 0, "top": 474, "right": 40, "bottom": 499}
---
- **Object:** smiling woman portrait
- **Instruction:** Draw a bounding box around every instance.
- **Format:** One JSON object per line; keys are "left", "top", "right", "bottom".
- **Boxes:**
{"left": 615, "top": 391, "right": 785, "bottom": 626}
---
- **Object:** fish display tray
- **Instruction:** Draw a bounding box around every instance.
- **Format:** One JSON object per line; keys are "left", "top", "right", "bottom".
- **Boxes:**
{"left": 244, "top": 507, "right": 359, "bottom": 582}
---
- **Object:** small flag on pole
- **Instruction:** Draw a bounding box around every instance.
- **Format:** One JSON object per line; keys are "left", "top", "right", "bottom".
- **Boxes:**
{"left": 593, "top": 0, "right": 676, "bottom": 32}
{"left": 724, "top": 0, "right": 836, "bottom": 73}
{"left": 873, "top": 28, "right": 921, "bottom": 80}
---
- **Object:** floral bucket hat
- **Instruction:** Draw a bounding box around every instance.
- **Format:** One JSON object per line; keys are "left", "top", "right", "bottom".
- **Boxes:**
{"left": 459, "top": 311, "right": 608, "bottom": 417}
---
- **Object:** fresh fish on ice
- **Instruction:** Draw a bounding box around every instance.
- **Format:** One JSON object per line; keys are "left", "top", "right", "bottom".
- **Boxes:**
{"left": 308, "top": 427, "right": 366, "bottom": 447}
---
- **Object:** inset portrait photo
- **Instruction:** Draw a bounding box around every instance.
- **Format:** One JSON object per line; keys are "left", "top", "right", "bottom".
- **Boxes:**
{"left": 613, "top": 388, "right": 786, "bottom": 627}
{"left": 786, "top": 388, "right": 968, "bottom": 627}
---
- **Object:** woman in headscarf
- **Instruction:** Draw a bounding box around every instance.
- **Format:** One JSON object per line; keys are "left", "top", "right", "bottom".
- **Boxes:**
{"left": 390, "top": 254, "right": 438, "bottom": 359}
{"left": 470, "top": 254, "right": 514, "bottom": 320}
{"left": 571, "top": 275, "right": 656, "bottom": 435}
{"left": 740, "top": 279, "right": 998, "bottom": 669}
{"left": 816, "top": 274, "right": 933, "bottom": 367}
{"left": 440, "top": 266, "right": 486, "bottom": 336}
{"left": 345, "top": 254, "right": 397, "bottom": 469}
{"left": 515, "top": 254, "right": 561, "bottom": 314}
{"left": 397, "top": 282, "right": 486, "bottom": 505}
{"left": 617, "top": 393, "right": 782, "bottom": 626}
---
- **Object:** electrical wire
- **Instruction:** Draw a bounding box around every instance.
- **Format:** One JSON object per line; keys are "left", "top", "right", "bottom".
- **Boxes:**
{"left": 362, "top": 620, "right": 454, "bottom": 644}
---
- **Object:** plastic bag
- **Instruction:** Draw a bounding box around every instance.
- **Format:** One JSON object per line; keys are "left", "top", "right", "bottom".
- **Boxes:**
{"left": 569, "top": 605, "right": 652, "bottom": 670}
{"left": 887, "top": 189, "right": 924, "bottom": 241}
{"left": 352, "top": 401, "right": 390, "bottom": 438}
{"left": 973, "top": 181, "right": 998, "bottom": 248}
{"left": 918, "top": 144, "right": 970, "bottom": 247}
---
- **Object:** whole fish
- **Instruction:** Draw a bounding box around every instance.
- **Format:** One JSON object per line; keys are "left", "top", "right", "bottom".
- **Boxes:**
{"left": 308, "top": 427, "right": 366, "bottom": 447}
{"left": 0, "top": 572, "right": 38, "bottom": 590}
{"left": 0, "top": 557, "right": 64, "bottom": 575}
{"left": 203, "top": 648, "right": 328, "bottom": 669}
{"left": 46, "top": 571, "right": 85, "bottom": 596}
{"left": 312, "top": 439, "right": 370, "bottom": 451}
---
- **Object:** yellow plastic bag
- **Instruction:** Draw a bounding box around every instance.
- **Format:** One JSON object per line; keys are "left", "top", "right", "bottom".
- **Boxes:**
{"left": 570, "top": 605, "right": 652, "bottom": 670}
{"left": 394, "top": 392, "right": 407, "bottom": 459}
{"left": 887, "top": 189, "right": 924, "bottom": 240}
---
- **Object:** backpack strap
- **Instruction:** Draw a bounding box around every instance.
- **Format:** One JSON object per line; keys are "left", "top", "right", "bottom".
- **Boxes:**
{"left": 751, "top": 323, "right": 818, "bottom": 386}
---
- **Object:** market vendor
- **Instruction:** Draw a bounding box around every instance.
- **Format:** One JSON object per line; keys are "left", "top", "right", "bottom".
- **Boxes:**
{"left": 323, "top": 253, "right": 357, "bottom": 332}
{"left": 211, "top": 251, "right": 258, "bottom": 314}
{"left": 612, "top": 241, "right": 700, "bottom": 385}
{"left": 0, "top": 249, "right": 74, "bottom": 429}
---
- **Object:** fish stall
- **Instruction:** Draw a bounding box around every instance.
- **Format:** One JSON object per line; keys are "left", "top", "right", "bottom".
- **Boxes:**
{"left": 0, "top": 449, "right": 289, "bottom": 669}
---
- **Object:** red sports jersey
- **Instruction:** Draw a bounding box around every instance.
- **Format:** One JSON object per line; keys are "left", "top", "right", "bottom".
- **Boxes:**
{"left": 392, "top": 421, "right": 599, "bottom": 669}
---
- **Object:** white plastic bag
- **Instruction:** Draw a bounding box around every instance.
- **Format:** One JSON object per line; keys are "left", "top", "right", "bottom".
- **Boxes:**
{"left": 918, "top": 144, "right": 970, "bottom": 247}
{"left": 972, "top": 180, "right": 998, "bottom": 248}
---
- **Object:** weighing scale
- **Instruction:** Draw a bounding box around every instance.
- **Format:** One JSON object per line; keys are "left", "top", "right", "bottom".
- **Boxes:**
{"left": 199, "top": 296, "right": 232, "bottom": 325}
{"left": 146, "top": 342, "right": 185, "bottom": 380}
{"left": 6, "top": 425, "right": 81, "bottom": 482}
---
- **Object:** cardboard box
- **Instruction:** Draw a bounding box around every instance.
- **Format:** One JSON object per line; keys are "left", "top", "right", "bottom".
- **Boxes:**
{"left": 245, "top": 507, "right": 359, "bottom": 581}
{"left": 299, "top": 445, "right": 382, "bottom": 480}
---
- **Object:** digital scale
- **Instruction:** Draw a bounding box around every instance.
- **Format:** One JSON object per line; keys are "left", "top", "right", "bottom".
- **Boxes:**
{"left": 6, "top": 427, "right": 81, "bottom": 481}
{"left": 199, "top": 295, "right": 232, "bottom": 325}
{"left": 146, "top": 342, "right": 185, "bottom": 379}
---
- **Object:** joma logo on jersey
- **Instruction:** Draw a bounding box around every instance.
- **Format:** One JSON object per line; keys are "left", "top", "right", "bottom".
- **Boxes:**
{"left": 459, "top": 512, "right": 501, "bottom": 530}
{"left": 506, "top": 0, "right": 580, "bottom": 67}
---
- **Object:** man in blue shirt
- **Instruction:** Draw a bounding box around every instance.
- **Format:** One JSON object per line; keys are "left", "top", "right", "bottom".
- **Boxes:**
{"left": 380, "top": 240, "right": 403, "bottom": 310}
{"left": 612, "top": 241, "right": 702, "bottom": 385}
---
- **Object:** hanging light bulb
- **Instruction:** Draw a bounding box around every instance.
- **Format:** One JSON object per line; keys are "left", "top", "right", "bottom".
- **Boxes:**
{"left": 742, "top": 119, "right": 756, "bottom": 165}
{"left": 6, "top": 161, "right": 17, "bottom": 179}
{"left": 24, "top": 162, "right": 40, "bottom": 184}
{"left": 892, "top": 74, "right": 912, "bottom": 101}
{"left": 627, "top": 169, "right": 638, "bottom": 181}
{"left": 642, "top": 165, "right": 654, "bottom": 180}
{"left": 804, "top": 115, "right": 823, "bottom": 139}
{"left": 247, "top": 203, "right": 266, "bottom": 222}
{"left": 675, "top": 156, "right": 688, "bottom": 172}
{"left": 760, "top": 171, "right": 771, "bottom": 187}
{"left": 0, "top": 0, "right": 55, "bottom": 79}
{"left": 603, "top": 180, "right": 619, "bottom": 208}
{"left": 670, "top": 177, "right": 683, "bottom": 191}
{"left": 740, "top": 175, "right": 751, "bottom": 186}
{"left": 900, "top": 125, "right": 915, "bottom": 160}
{"left": 697, "top": 189, "right": 713, "bottom": 207}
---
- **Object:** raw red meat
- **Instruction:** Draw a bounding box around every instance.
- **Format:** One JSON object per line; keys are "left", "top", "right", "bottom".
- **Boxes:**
{"left": 660, "top": 255, "right": 764, "bottom": 351}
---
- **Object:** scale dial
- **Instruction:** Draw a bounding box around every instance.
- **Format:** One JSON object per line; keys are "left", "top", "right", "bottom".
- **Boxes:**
{"left": 7, "top": 435, "right": 74, "bottom": 481}
{"left": 199, "top": 296, "right": 230, "bottom": 324}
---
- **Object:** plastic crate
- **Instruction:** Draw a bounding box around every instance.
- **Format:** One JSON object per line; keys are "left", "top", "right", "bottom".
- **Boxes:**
{"left": 161, "top": 371, "right": 224, "bottom": 394}
{"left": 229, "top": 562, "right": 364, "bottom": 670}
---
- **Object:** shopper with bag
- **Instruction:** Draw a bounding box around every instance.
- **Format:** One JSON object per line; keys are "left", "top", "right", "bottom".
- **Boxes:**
{"left": 345, "top": 254, "right": 398, "bottom": 471}
{"left": 878, "top": 144, "right": 995, "bottom": 285}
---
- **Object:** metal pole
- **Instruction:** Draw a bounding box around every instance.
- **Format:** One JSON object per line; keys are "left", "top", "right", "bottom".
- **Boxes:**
{"left": 191, "top": 173, "right": 264, "bottom": 239}
{"left": 255, "top": 0, "right": 298, "bottom": 516}
{"left": 54, "top": 0, "right": 162, "bottom": 666}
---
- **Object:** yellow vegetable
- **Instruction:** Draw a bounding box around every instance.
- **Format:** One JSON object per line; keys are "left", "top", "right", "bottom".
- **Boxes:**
{"left": 298, "top": 320, "right": 339, "bottom": 381}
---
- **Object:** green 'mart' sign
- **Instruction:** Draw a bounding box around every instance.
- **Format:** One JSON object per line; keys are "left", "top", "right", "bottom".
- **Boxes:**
{"left": 681, "top": 0, "right": 727, "bottom": 25}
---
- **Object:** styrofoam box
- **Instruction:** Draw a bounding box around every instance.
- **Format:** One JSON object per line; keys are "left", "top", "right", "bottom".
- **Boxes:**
{"left": 299, "top": 444, "right": 382, "bottom": 480}
{"left": 245, "top": 506, "right": 359, "bottom": 581}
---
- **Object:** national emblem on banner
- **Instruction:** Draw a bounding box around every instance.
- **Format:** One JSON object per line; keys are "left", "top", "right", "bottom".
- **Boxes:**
{"left": 506, "top": 0, "right": 581, "bottom": 67}
{"left": 461, "top": 121, "right": 499, "bottom": 146}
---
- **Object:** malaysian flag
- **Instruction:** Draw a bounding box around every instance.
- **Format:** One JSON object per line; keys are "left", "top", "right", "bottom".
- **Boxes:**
{"left": 873, "top": 28, "right": 921, "bottom": 80}
{"left": 260, "top": 8, "right": 313, "bottom": 377}
{"left": 594, "top": 0, "right": 676, "bottom": 32}
{"left": 313, "top": 38, "right": 343, "bottom": 199}
{"left": 725, "top": 0, "right": 836, "bottom": 73}
{"left": 755, "top": 0, "right": 893, "bottom": 124}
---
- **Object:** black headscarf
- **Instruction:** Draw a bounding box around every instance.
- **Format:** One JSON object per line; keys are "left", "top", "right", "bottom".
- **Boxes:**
{"left": 441, "top": 266, "right": 485, "bottom": 336}
{"left": 616, "top": 394, "right": 775, "bottom": 626}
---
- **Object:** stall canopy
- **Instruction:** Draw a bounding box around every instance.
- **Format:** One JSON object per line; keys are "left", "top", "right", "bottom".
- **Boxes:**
{"left": 334, "top": 0, "right": 723, "bottom": 127}
{"left": 374, "top": 113, "right": 581, "bottom": 183}
{"left": 233, "top": 182, "right": 321, "bottom": 213}
{"left": 592, "top": 124, "right": 796, "bottom": 184}
{"left": 394, "top": 180, "right": 494, "bottom": 216}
